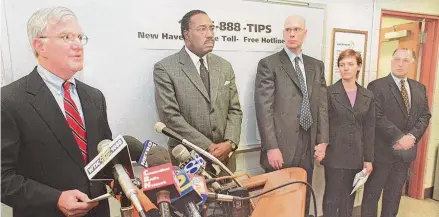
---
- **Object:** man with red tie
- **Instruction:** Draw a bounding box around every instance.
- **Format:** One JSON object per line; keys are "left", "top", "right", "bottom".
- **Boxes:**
{"left": 1, "top": 7, "right": 112, "bottom": 217}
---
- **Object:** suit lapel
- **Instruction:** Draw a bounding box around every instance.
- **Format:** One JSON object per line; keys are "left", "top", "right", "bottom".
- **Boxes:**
{"left": 353, "top": 85, "right": 370, "bottom": 113}
{"left": 207, "top": 54, "right": 220, "bottom": 107}
{"left": 387, "top": 74, "right": 409, "bottom": 118}
{"left": 303, "top": 55, "right": 315, "bottom": 97}
{"left": 406, "top": 79, "right": 420, "bottom": 127}
{"left": 26, "top": 68, "right": 85, "bottom": 168}
{"left": 179, "top": 47, "right": 210, "bottom": 102}
{"left": 332, "top": 80, "right": 354, "bottom": 114}
{"left": 279, "top": 49, "right": 301, "bottom": 90}
{"left": 76, "top": 81, "right": 99, "bottom": 160}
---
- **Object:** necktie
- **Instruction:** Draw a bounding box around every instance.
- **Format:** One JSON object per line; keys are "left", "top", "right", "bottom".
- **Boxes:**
{"left": 400, "top": 79, "right": 410, "bottom": 113}
{"left": 63, "top": 82, "right": 88, "bottom": 163}
{"left": 199, "top": 58, "right": 210, "bottom": 97}
{"left": 294, "top": 57, "right": 313, "bottom": 130}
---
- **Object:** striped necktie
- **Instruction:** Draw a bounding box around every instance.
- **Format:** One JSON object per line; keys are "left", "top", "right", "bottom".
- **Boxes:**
{"left": 63, "top": 81, "right": 88, "bottom": 163}
{"left": 400, "top": 79, "right": 410, "bottom": 113}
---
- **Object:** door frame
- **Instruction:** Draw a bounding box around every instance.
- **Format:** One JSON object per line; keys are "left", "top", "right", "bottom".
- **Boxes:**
{"left": 377, "top": 9, "right": 439, "bottom": 199}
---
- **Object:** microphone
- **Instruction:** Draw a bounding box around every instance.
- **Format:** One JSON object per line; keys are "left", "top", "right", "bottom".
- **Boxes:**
{"left": 171, "top": 169, "right": 202, "bottom": 217}
{"left": 136, "top": 188, "right": 161, "bottom": 217}
{"left": 205, "top": 188, "right": 252, "bottom": 217}
{"left": 190, "top": 174, "right": 209, "bottom": 211}
{"left": 125, "top": 137, "right": 159, "bottom": 168}
{"left": 172, "top": 145, "right": 221, "bottom": 192}
{"left": 141, "top": 146, "right": 180, "bottom": 217}
{"left": 110, "top": 179, "right": 161, "bottom": 217}
{"left": 154, "top": 122, "right": 239, "bottom": 182}
{"left": 97, "top": 137, "right": 148, "bottom": 217}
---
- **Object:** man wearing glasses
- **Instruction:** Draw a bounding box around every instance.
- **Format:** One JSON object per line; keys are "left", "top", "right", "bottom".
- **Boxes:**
{"left": 1, "top": 7, "right": 112, "bottom": 217}
{"left": 154, "top": 10, "right": 242, "bottom": 172}
{"left": 254, "top": 15, "right": 328, "bottom": 217}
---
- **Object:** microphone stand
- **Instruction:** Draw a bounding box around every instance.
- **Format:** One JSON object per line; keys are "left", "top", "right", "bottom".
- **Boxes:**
{"left": 180, "top": 139, "right": 244, "bottom": 188}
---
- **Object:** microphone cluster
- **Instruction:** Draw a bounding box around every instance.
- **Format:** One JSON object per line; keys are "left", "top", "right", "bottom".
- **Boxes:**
{"left": 83, "top": 123, "right": 252, "bottom": 217}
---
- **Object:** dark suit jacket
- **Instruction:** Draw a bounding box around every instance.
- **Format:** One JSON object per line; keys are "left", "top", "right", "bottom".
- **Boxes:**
{"left": 154, "top": 47, "right": 242, "bottom": 171}
{"left": 367, "top": 74, "right": 431, "bottom": 163}
{"left": 1, "top": 68, "right": 112, "bottom": 217}
{"left": 322, "top": 80, "right": 375, "bottom": 169}
{"left": 255, "top": 49, "right": 329, "bottom": 171}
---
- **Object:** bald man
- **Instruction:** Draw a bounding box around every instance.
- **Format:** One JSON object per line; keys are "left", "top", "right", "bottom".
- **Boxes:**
{"left": 255, "top": 15, "right": 328, "bottom": 217}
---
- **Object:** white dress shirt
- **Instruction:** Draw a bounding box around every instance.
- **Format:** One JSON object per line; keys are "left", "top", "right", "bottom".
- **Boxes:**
{"left": 37, "top": 65, "right": 85, "bottom": 124}
{"left": 185, "top": 46, "right": 208, "bottom": 75}
{"left": 284, "top": 47, "right": 307, "bottom": 85}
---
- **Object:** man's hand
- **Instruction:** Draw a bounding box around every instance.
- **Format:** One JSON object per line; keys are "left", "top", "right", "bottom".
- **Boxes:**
{"left": 208, "top": 142, "right": 233, "bottom": 161}
{"left": 398, "top": 135, "right": 415, "bottom": 150}
{"left": 363, "top": 162, "right": 373, "bottom": 175}
{"left": 314, "top": 143, "right": 327, "bottom": 161}
{"left": 392, "top": 143, "right": 404, "bottom": 150}
{"left": 267, "top": 148, "right": 283, "bottom": 170}
{"left": 57, "top": 190, "right": 98, "bottom": 217}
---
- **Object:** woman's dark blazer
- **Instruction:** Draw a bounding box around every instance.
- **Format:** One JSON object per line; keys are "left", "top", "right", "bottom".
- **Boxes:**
{"left": 322, "top": 80, "right": 375, "bottom": 169}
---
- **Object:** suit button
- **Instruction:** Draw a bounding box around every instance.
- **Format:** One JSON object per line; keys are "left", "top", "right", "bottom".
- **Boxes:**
{"left": 210, "top": 108, "right": 215, "bottom": 114}
{"left": 212, "top": 126, "right": 217, "bottom": 131}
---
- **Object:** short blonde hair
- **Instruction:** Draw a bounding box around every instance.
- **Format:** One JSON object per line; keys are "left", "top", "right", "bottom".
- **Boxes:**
{"left": 27, "top": 6, "right": 76, "bottom": 57}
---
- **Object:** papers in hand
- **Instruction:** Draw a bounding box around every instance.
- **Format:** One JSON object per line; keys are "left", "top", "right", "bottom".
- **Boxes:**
{"left": 351, "top": 168, "right": 369, "bottom": 195}
{"left": 87, "top": 193, "right": 113, "bottom": 203}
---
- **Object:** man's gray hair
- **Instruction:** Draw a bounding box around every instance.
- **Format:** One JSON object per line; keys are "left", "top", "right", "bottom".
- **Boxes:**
{"left": 27, "top": 6, "right": 77, "bottom": 57}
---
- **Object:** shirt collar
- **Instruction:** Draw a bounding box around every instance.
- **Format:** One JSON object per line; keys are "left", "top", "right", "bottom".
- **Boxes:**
{"left": 185, "top": 46, "right": 208, "bottom": 69}
{"left": 391, "top": 72, "right": 407, "bottom": 85}
{"left": 284, "top": 47, "right": 303, "bottom": 63}
{"left": 37, "top": 65, "right": 77, "bottom": 93}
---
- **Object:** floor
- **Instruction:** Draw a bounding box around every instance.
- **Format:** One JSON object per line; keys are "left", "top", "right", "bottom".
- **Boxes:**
{"left": 2, "top": 196, "right": 439, "bottom": 217}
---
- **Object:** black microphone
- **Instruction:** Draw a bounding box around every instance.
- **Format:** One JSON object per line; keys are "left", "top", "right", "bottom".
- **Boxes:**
{"left": 172, "top": 144, "right": 222, "bottom": 192}
{"left": 97, "top": 138, "right": 148, "bottom": 217}
{"left": 125, "top": 137, "right": 160, "bottom": 168}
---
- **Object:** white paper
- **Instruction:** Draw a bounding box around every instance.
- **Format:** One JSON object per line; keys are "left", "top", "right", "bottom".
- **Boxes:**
{"left": 351, "top": 168, "right": 369, "bottom": 195}
{"left": 87, "top": 193, "right": 113, "bottom": 203}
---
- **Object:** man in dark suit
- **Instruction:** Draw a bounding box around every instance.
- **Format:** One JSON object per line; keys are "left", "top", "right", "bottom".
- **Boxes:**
{"left": 1, "top": 7, "right": 112, "bottom": 217}
{"left": 154, "top": 10, "right": 242, "bottom": 171}
{"left": 361, "top": 48, "right": 431, "bottom": 217}
{"left": 254, "top": 15, "right": 329, "bottom": 216}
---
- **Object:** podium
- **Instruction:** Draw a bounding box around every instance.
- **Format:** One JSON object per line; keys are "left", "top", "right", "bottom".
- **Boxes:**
{"left": 241, "top": 167, "right": 307, "bottom": 217}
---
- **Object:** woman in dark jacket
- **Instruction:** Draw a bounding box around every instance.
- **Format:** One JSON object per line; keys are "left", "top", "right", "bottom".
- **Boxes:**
{"left": 322, "top": 49, "right": 375, "bottom": 217}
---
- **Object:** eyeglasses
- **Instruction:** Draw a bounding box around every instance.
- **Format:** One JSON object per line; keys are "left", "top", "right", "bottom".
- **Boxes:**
{"left": 284, "top": 27, "right": 304, "bottom": 33}
{"left": 190, "top": 26, "right": 215, "bottom": 35}
{"left": 38, "top": 33, "right": 89, "bottom": 45}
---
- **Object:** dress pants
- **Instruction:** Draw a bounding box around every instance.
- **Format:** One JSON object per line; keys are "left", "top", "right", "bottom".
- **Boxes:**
{"left": 323, "top": 167, "right": 361, "bottom": 217}
{"left": 361, "top": 160, "right": 410, "bottom": 217}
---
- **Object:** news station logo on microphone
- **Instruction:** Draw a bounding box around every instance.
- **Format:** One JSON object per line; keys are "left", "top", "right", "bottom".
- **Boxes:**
{"left": 85, "top": 135, "right": 128, "bottom": 180}
{"left": 180, "top": 152, "right": 205, "bottom": 175}
{"left": 141, "top": 163, "right": 181, "bottom": 199}
{"left": 138, "top": 140, "right": 158, "bottom": 167}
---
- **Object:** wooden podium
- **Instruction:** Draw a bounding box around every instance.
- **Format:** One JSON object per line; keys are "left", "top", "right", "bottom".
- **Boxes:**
{"left": 241, "top": 168, "right": 307, "bottom": 217}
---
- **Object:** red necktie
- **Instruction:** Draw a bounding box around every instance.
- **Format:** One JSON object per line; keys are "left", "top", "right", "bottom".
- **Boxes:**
{"left": 63, "top": 82, "right": 88, "bottom": 163}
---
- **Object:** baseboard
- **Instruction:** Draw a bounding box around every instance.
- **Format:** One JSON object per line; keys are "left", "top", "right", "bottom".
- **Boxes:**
{"left": 424, "top": 186, "right": 434, "bottom": 199}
